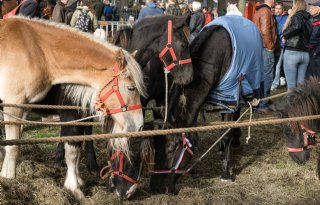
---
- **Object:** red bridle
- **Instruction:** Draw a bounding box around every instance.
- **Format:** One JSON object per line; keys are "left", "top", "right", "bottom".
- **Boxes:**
{"left": 159, "top": 20, "right": 192, "bottom": 72}
{"left": 152, "top": 133, "right": 193, "bottom": 174}
{"left": 95, "top": 63, "right": 142, "bottom": 115}
{"left": 100, "top": 151, "right": 139, "bottom": 184}
{"left": 287, "top": 125, "right": 318, "bottom": 153}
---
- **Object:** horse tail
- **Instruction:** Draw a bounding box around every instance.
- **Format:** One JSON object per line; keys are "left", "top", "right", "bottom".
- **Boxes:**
{"left": 112, "top": 27, "right": 133, "bottom": 50}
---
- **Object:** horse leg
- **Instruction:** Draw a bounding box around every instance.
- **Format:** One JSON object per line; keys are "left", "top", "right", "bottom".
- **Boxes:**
{"left": 54, "top": 143, "right": 65, "bottom": 168}
{"left": 64, "top": 142, "right": 85, "bottom": 200}
{"left": 231, "top": 110, "right": 241, "bottom": 148}
{"left": 84, "top": 122, "right": 99, "bottom": 176}
{"left": 1, "top": 106, "right": 24, "bottom": 178}
{"left": 220, "top": 113, "right": 234, "bottom": 181}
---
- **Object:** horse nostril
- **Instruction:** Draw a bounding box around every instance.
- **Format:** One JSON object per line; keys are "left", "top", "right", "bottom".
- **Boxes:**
{"left": 139, "top": 126, "right": 143, "bottom": 131}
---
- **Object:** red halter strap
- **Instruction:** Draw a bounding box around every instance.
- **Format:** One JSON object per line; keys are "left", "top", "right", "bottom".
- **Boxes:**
{"left": 287, "top": 125, "right": 318, "bottom": 153}
{"left": 158, "top": 20, "right": 192, "bottom": 72}
{"left": 95, "top": 63, "right": 142, "bottom": 115}
{"left": 109, "top": 151, "right": 138, "bottom": 184}
{"left": 152, "top": 133, "right": 193, "bottom": 174}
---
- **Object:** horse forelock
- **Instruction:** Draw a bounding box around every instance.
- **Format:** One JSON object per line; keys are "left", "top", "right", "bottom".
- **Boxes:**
{"left": 287, "top": 78, "right": 320, "bottom": 136}
{"left": 122, "top": 50, "right": 147, "bottom": 98}
{"left": 11, "top": 16, "right": 121, "bottom": 53}
{"left": 108, "top": 137, "right": 131, "bottom": 161}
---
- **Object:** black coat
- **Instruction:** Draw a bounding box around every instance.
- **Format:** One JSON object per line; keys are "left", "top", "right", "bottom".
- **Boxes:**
{"left": 189, "top": 11, "right": 204, "bottom": 37}
{"left": 283, "top": 10, "right": 311, "bottom": 52}
{"left": 309, "top": 15, "right": 320, "bottom": 55}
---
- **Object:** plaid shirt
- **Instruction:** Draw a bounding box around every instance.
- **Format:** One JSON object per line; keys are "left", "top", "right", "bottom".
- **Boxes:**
{"left": 166, "top": 4, "right": 182, "bottom": 16}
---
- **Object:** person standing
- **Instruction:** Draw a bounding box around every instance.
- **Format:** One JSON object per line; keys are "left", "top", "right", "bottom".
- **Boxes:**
{"left": 271, "top": 2, "right": 288, "bottom": 90}
{"left": 189, "top": 1, "right": 204, "bottom": 42}
{"left": 165, "top": 0, "right": 182, "bottom": 16}
{"left": 137, "top": 0, "right": 163, "bottom": 21}
{"left": 253, "top": 0, "right": 277, "bottom": 110}
{"left": 307, "top": 1, "right": 320, "bottom": 78}
{"left": 282, "top": 0, "right": 311, "bottom": 90}
{"left": 51, "top": 0, "right": 69, "bottom": 23}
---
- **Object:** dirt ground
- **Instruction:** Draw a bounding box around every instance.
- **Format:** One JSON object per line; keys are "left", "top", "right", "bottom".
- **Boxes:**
{"left": 1, "top": 92, "right": 320, "bottom": 205}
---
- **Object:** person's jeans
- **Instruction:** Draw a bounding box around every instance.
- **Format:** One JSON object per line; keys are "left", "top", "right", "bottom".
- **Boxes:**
{"left": 272, "top": 49, "right": 284, "bottom": 88}
{"left": 260, "top": 49, "right": 274, "bottom": 108}
{"left": 283, "top": 50, "right": 309, "bottom": 90}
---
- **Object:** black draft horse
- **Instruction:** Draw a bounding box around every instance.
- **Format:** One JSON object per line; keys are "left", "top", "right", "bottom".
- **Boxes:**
{"left": 150, "top": 21, "right": 264, "bottom": 194}
{"left": 53, "top": 15, "right": 193, "bottom": 199}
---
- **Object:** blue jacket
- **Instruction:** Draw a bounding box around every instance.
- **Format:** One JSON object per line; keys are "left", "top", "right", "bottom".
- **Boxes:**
{"left": 137, "top": 2, "right": 163, "bottom": 21}
{"left": 276, "top": 14, "right": 288, "bottom": 48}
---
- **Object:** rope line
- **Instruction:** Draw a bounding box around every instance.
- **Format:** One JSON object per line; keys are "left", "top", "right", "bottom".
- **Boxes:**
{"left": 0, "top": 114, "right": 319, "bottom": 146}
{"left": 0, "top": 109, "right": 101, "bottom": 125}
{"left": 0, "top": 103, "right": 163, "bottom": 111}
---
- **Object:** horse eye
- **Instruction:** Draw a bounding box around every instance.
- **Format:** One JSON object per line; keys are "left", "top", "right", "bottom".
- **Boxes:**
{"left": 127, "top": 86, "right": 136, "bottom": 92}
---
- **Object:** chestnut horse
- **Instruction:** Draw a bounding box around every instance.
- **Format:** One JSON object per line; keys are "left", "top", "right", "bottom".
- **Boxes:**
{"left": 0, "top": 0, "right": 17, "bottom": 19}
{"left": 0, "top": 17, "right": 146, "bottom": 199}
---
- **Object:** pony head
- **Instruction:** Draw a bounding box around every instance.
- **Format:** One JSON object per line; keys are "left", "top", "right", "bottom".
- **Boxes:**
{"left": 271, "top": 78, "right": 320, "bottom": 165}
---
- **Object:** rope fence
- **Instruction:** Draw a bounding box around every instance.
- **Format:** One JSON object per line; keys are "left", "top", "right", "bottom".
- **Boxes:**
{"left": 0, "top": 114, "right": 319, "bottom": 146}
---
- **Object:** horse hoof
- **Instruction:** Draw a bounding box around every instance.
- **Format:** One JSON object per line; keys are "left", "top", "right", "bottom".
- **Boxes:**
{"left": 72, "top": 189, "right": 85, "bottom": 201}
{"left": 220, "top": 178, "right": 232, "bottom": 183}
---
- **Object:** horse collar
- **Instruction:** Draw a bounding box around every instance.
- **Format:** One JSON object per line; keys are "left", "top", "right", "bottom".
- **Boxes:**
{"left": 95, "top": 63, "right": 142, "bottom": 115}
{"left": 159, "top": 20, "right": 192, "bottom": 72}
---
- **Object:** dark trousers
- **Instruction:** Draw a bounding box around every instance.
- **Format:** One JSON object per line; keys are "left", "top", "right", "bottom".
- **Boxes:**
{"left": 306, "top": 54, "right": 320, "bottom": 79}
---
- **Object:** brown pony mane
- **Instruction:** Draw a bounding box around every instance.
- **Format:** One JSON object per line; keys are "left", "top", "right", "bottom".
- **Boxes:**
{"left": 286, "top": 77, "right": 320, "bottom": 135}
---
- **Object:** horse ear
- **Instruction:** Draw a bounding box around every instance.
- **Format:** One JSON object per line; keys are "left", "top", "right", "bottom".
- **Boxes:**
{"left": 131, "top": 50, "right": 138, "bottom": 58}
{"left": 116, "top": 49, "right": 127, "bottom": 70}
{"left": 174, "top": 15, "right": 191, "bottom": 29}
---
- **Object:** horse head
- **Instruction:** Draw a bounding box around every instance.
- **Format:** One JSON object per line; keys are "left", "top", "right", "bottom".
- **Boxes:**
{"left": 150, "top": 122, "right": 194, "bottom": 194}
{"left": 118, "top": 16, "right": 194, "bottom": 86}
{"left": 271, "top": 78, "right": 320, "bottom": 165}
{"left": 157, "top": 16, "right": 193, "bottom": 85}
{"left": 105, "top": 122, "right": 154, "bottom": 199}
{"left": 95, "top": 48, "right": 146, "bottom": 133}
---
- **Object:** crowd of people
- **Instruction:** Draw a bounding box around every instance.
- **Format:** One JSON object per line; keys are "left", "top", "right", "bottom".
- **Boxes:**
{"left": 252, "top": 0, "right": 320, "bottom": 111}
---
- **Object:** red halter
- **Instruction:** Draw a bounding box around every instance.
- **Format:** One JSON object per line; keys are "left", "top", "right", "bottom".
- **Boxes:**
{"left": 287, "top": 125, "right": 318, "bottom": 153}
{"left": 159, "top": 20, "right": 192, "bottom": 72}
{"left": 152, "top": 133, "right": 193, "bottom": 174}
{"left": 95, "top": 63, "right": 142, "bottom": 115}
{"left": 100, "top": 151, "right": 139, "bottom": 184}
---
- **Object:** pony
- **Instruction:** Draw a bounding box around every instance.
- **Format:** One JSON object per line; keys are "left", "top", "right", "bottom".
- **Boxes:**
{"left": 271, "top": 78, "right": 320, "bottom": 167}
{"left": 150, "top": 17, "right": 264, "bottom": 194}
{"left": 0, "top": 17, "right": 146, "bottom": 200}
{"left": 52, "top": 15, "right": 193, "bottom": 199}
